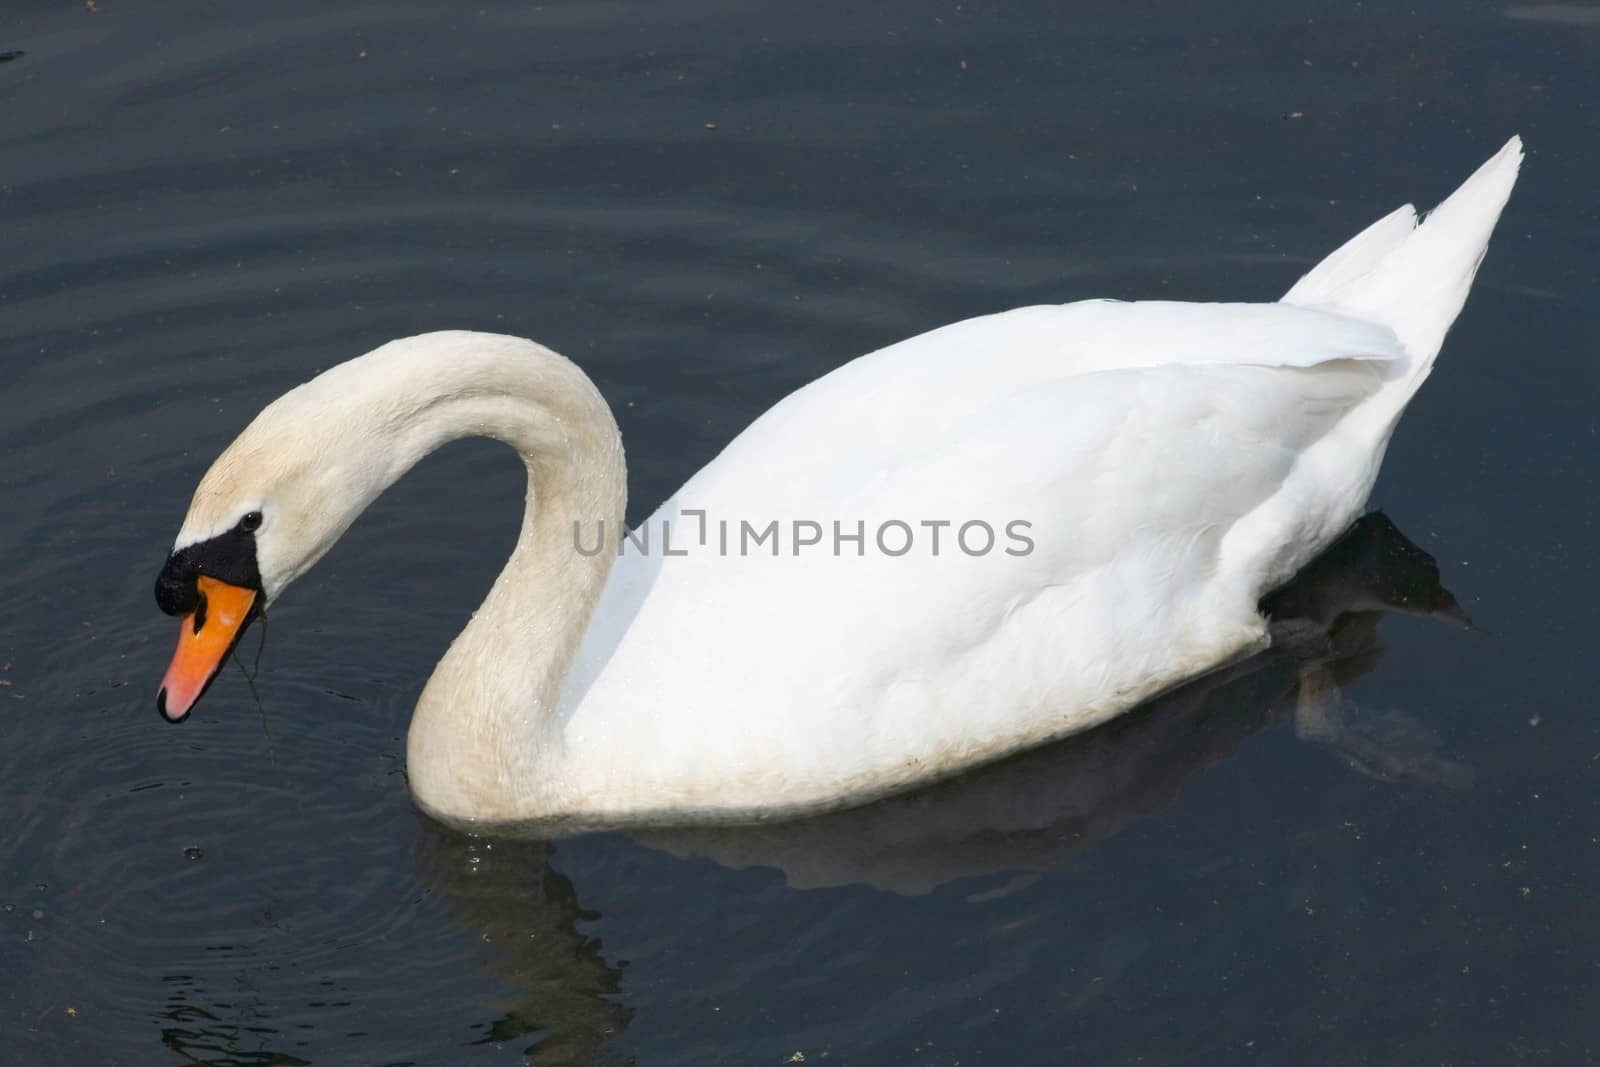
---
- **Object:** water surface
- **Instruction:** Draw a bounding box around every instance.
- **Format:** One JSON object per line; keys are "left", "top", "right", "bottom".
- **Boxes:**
{"left": 2, "top": 1, "right": 1596, "bottom": 1063}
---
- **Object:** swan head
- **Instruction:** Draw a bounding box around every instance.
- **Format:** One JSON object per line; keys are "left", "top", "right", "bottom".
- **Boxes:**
{"left": 150, "top": 330, "right": 624, "bottom": 728}
{"left": 152, "top": 364, "right": 404, "bottom": 723}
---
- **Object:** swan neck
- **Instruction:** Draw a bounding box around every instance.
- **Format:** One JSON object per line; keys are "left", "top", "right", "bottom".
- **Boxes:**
{"left": 381, "top": 333, "right": 626, "bottom": 824}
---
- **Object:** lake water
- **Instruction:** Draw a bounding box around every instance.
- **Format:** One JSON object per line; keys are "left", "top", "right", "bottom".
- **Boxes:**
{"left": 2, "top": 1, "right": 1596, "bottom": 1063}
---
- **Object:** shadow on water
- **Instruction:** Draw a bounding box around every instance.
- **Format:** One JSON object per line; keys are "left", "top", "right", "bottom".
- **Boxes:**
{"left": 378, "top": 512, "right": 1471, "bottom": 1061}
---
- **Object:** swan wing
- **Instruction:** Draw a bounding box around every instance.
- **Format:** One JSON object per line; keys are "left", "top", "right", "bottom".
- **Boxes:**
{"left": 674, "top": 299, "right": 1401, "bottom": 509}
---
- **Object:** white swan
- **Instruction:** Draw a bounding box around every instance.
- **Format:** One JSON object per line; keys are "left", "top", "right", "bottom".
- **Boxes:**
{"left": 154, "top": 138, "right": 1523, "bottom": 829}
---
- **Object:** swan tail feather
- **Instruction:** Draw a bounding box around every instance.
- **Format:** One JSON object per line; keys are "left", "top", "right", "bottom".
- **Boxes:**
{"left": 1280, "top": 203, "right": 1419, "bottom": 307}
{"left": 1282, "top": 136, "right": 1523, "bottom": 394}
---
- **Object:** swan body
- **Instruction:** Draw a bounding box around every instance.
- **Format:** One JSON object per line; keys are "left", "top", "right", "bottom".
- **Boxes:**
{"left": 156, "top": 139, "right": 1523, "bottom": 828}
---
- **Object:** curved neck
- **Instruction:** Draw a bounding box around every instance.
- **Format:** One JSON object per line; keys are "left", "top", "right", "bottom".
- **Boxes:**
{"left": 342, "top": 333, "right": 626, "bottom": 824}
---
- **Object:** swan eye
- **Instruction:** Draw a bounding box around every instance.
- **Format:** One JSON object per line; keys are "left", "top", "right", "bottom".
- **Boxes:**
{"left": 239, "top": 511, "right": 263, "bottom": 532}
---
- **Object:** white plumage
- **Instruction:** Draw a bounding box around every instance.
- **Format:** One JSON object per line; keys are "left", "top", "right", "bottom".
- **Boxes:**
{"left": 165, "top": 138, "right": 1523, "bottom": 829}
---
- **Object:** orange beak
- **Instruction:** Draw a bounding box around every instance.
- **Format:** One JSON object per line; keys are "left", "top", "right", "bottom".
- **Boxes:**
{"left": 157, "top": 575, "right": 258, "bottom": 722}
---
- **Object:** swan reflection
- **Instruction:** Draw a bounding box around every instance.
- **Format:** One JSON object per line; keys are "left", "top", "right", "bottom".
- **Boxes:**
{"left": 409, "top": 833, "right": 631, "bottom": 1064}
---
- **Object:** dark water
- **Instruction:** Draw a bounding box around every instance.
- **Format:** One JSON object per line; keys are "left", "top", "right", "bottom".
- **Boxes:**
{"left": 2, "top": 0, "right": 1596, "bottom": 1063}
